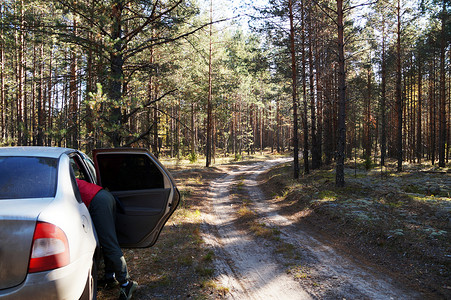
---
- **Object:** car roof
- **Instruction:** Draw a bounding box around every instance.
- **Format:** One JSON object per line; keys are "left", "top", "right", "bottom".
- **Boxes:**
{"left": 0, "top": 146, "right": 76, "bottom": 158}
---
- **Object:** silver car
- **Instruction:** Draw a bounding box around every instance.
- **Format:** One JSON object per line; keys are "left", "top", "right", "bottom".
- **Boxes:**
{"left": 0, "top": 147, "right": 180, "bottom": 300}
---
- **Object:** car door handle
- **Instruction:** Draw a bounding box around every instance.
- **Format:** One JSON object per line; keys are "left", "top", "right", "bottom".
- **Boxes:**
{"left": 81, "top": 215, "right": 89, "bottom": 233}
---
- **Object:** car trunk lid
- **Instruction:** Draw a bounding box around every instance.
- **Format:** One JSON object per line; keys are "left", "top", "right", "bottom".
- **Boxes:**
{"left": 0, "top": 198, "right": 52, "bottom": 290}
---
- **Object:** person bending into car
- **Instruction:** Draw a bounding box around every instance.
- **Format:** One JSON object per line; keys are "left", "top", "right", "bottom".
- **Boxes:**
{"left": 76, "top": 179, "right": 138, "bottom": 300}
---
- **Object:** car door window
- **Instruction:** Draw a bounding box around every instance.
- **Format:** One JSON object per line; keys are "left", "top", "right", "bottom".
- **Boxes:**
{"left": 96, "top": 154, "right": 164, "bottom": 191}
{"left": 82, "top": 155, "right": 97, "bottom": 183}
{"left": 70, "top": 156, "right": 90, "bottom": 181}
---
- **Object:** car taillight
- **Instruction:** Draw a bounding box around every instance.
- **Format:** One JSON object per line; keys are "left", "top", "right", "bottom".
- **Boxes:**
{"left": 28, "top": 222, "right": 70, "bottom": 273}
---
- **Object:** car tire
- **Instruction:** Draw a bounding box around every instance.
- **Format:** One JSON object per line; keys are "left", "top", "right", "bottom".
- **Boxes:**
{"left": 80, "top": 257, "right": 98, "bottom": 300}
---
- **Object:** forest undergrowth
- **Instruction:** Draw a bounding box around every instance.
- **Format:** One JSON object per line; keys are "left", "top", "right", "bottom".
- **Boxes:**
{"left": 259, "top": 158, "right": 451, "bottom": 299}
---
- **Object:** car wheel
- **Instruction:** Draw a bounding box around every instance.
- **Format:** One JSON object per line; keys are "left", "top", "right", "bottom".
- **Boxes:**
{"left": 80, "top": 258, "right": 98, "bottom": 300}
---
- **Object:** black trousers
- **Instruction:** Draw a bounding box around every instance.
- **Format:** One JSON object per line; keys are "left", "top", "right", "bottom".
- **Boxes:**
{"left": 89, "top": 189, "right": 129, "bottom": 284}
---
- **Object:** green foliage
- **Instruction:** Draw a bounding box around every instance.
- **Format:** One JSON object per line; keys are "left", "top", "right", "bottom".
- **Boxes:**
{"left": 317, "top": 190, "right": 338, "bottom": 201}
{"left": 364, "top": 156, "right": 373, "bottom": 170}
{"left": 179, "top": 189, "right": 192, "bottom": 208}
{"left": 188, "top": 152, "right": 198, "bottom": 163}
{"left": 195, "top": 266, "right": 214, "bottom": 277}
{"left": 202, "top": 250, "right": 215, "bottom": 262}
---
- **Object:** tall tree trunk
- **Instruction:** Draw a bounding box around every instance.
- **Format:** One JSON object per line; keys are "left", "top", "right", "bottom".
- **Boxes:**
{"left": 417, "top": 57, "right": 422, "bottom": 163}
{"left": 438, "top": 0, "right": 447, "bottom": 167}
{"left": 37, "top": 43, "right": 44, "bottom": 146}
{"left": 336, "top": 0, "right": 346, "bottom": 187}
{"left": 289, "top": 0, "right": 300, "bottom": 178}
{"left": 277, "top": 100, "right": 281, "bottom": 153}
{"left": 324, "top": 75, "right": 333, "bottom": 165}
{"left": 85, "top": 46, "right": 94, "bottom": 152}
{"left": 308, "top": 2, "right": 319, "bottom": 170}
{"left": 365, "top": 67, "right": 372, "bottom": 159}
{"left": 0, "top": 4, "right": 5, "bottom": 142}
{"left": 153, "top": 86, "right": 159, "bottom": 157}
{"left": 315, "top": 34, "right": 323, "bottom": 167}
{"left": 301, "top": 0, "right": 309, "bottom": 174}
{"left": 448, "top": 49, "right": 451, "bottom": 163}
{"left": 17, "top": 0, "right": 25, "bottom": 145}
{"left": 191, "top": 102, "right": 196, "bottom": 156}
{"left": 31, "top": 41, "right": 36, "bottom": 145}
{"left": 69, "top": 17, "right": 78, "bottom": 149}
{"left": 430, "top": 59, "right": 436, "bottom": 164}
{"left": 177, "top": 98, "right": 181, "bottom": 159}
{"left": 85, "top": 0, "right": 96, "bottom": 154}
{"left": 395, "top": 0, "right": 403, "bottom": 171}
{"left": 206, "top": 0, "right": 213, "bottom": 167}
{"left": 47, "top": 46, "right": 53, "bottom": 146}
{"left": 108, "top": 1, "right": 124, "bottom": 147}
{"left": 260, "top": 107, "right": 263, "bottom": 154}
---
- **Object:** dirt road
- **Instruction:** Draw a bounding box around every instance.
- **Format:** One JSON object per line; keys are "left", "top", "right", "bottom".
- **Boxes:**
{"left": 202, "top": 159, "right": 420, "bottom": 299}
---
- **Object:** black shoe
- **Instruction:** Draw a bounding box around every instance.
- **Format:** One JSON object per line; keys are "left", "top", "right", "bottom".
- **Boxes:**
{"left": 119, "top": 280, "right": 138, "bottom": 300}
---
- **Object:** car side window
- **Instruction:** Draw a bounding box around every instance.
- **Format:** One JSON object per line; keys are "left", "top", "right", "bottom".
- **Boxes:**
{"left": 96, "top": 154, "right": 164, "bottom": 192}
{"left": 83, "top": 156, "right": 97, "bottom": 183}
{"left": 70, "top": 155, "right": 90, "bottom": 181}
{"left": 69, "top": 165, "right": 83, "bottom": 204}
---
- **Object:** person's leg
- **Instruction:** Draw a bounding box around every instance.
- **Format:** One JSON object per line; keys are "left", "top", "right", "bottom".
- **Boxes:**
{"left": 89, "top": 189, "right": 129, "bottom": 284}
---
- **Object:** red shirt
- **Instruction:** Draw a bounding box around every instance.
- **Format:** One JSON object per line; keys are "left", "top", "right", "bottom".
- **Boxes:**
{"left": 76, "top": 179, "right": 103, "bottom": 207}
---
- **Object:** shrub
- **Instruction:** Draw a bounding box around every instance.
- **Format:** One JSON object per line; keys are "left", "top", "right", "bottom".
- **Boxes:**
{"left": 188, "top": 152, "right": 197, "bottom": 163}
{"left": 364, "top": 156, "right": 373, "bottom": 170}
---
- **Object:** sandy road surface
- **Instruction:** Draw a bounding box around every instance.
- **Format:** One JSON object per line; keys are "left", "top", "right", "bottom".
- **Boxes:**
{"left": 202, "top": 159, "right": 420, "bottom": 300}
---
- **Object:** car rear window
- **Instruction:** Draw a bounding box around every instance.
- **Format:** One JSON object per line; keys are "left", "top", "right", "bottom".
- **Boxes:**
{"left": 0, "top": 156, "right": 58, "bottom": 199}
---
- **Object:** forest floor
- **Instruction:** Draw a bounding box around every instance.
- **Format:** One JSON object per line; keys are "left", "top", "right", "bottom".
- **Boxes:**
{"left": 97, "top": 154, "right": 450, "bottom": 299}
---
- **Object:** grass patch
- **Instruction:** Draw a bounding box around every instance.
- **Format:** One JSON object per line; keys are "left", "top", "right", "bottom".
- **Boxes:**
{"left": 151, "top": 273, "right": 172, "bottom": 288}
{"left": 236, "top": 179, "right": 245, "bottom": 190}
{"left": 274, "top": 242, "right": 298, "bottom": 260}
{"left": 201, "top": 279, "right": 230, "bottom": 295}
{"left": 178, "top": 254, "right": 194, "bottom": 266}
{"left": 195, "top": 266, "right": 214, "bottom": 277}
{"left": 317, "top": 190, "right": 338, "bottom": 201}
{"left": 288, "top": 264, "right": 310, "bottom": 280}
{"left": 249, "top": 222, "right": 274, "bottom": 238}
{"left": 202, "top": 250, "right": 215, "bottom": 262}
{"left": 237, "top": 206, "right": 257, "bottom": 220}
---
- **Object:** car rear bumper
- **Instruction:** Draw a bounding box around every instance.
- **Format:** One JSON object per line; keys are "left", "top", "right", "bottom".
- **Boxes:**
{"left": 0, "top": 253, "right": 92, "bottom": 300}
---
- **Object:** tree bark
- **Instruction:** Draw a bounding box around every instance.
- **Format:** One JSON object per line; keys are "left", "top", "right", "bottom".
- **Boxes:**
{"left": 108, "top": 1, "right": 125, "bottom": 147}
{"left": 417, "top": 56, "right": 422, "bottom": 163}
{"left": 191, "top": 102, "right": 196, "bottom": 156}
{"left": 301, "top": 0, "right": 309, "bottom": 174}
{"left": 308, "top": 2, "right": 319, "bottom": 170}
{"left": 37, "top": 43, "right": 44, "bottom": 146}
{"left": 336, "top": 0, "right": 346, "bottom": 187}
{"left": 395, "top": 0, "right": 403, "bottom": 171}
{"left": 365, "top": 67, "right": 372, "bottom": 159}
{"left": 17, "top": 0, "right": 25, "bottom": 145}
{"left": 0, "top": 4, "right": 5, "bottom": 141}
{"left": 289, "top": 0, "right": 300, "bottom": 179}
{"left": 438, "top": 0, "right": 446, "bottom": 167}
{"left": 206, "top": 0, "right": 213, "bottom": 167}
{"left": 69, "top": 17, "right": 78, "bottom": 149}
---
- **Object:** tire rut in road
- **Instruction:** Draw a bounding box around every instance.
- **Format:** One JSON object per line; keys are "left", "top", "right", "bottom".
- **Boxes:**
{"left": 202, "top": 159, "right": 312, "bottom": 300}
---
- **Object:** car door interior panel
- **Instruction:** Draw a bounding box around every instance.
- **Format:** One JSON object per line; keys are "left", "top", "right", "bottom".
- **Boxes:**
{"left": 112, "top": 189, "right": 170, "bottom": 216}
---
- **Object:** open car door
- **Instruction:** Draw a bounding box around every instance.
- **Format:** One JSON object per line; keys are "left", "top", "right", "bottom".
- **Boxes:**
{"left": 92, "top": 148, "right": 179, "bottom": 248}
